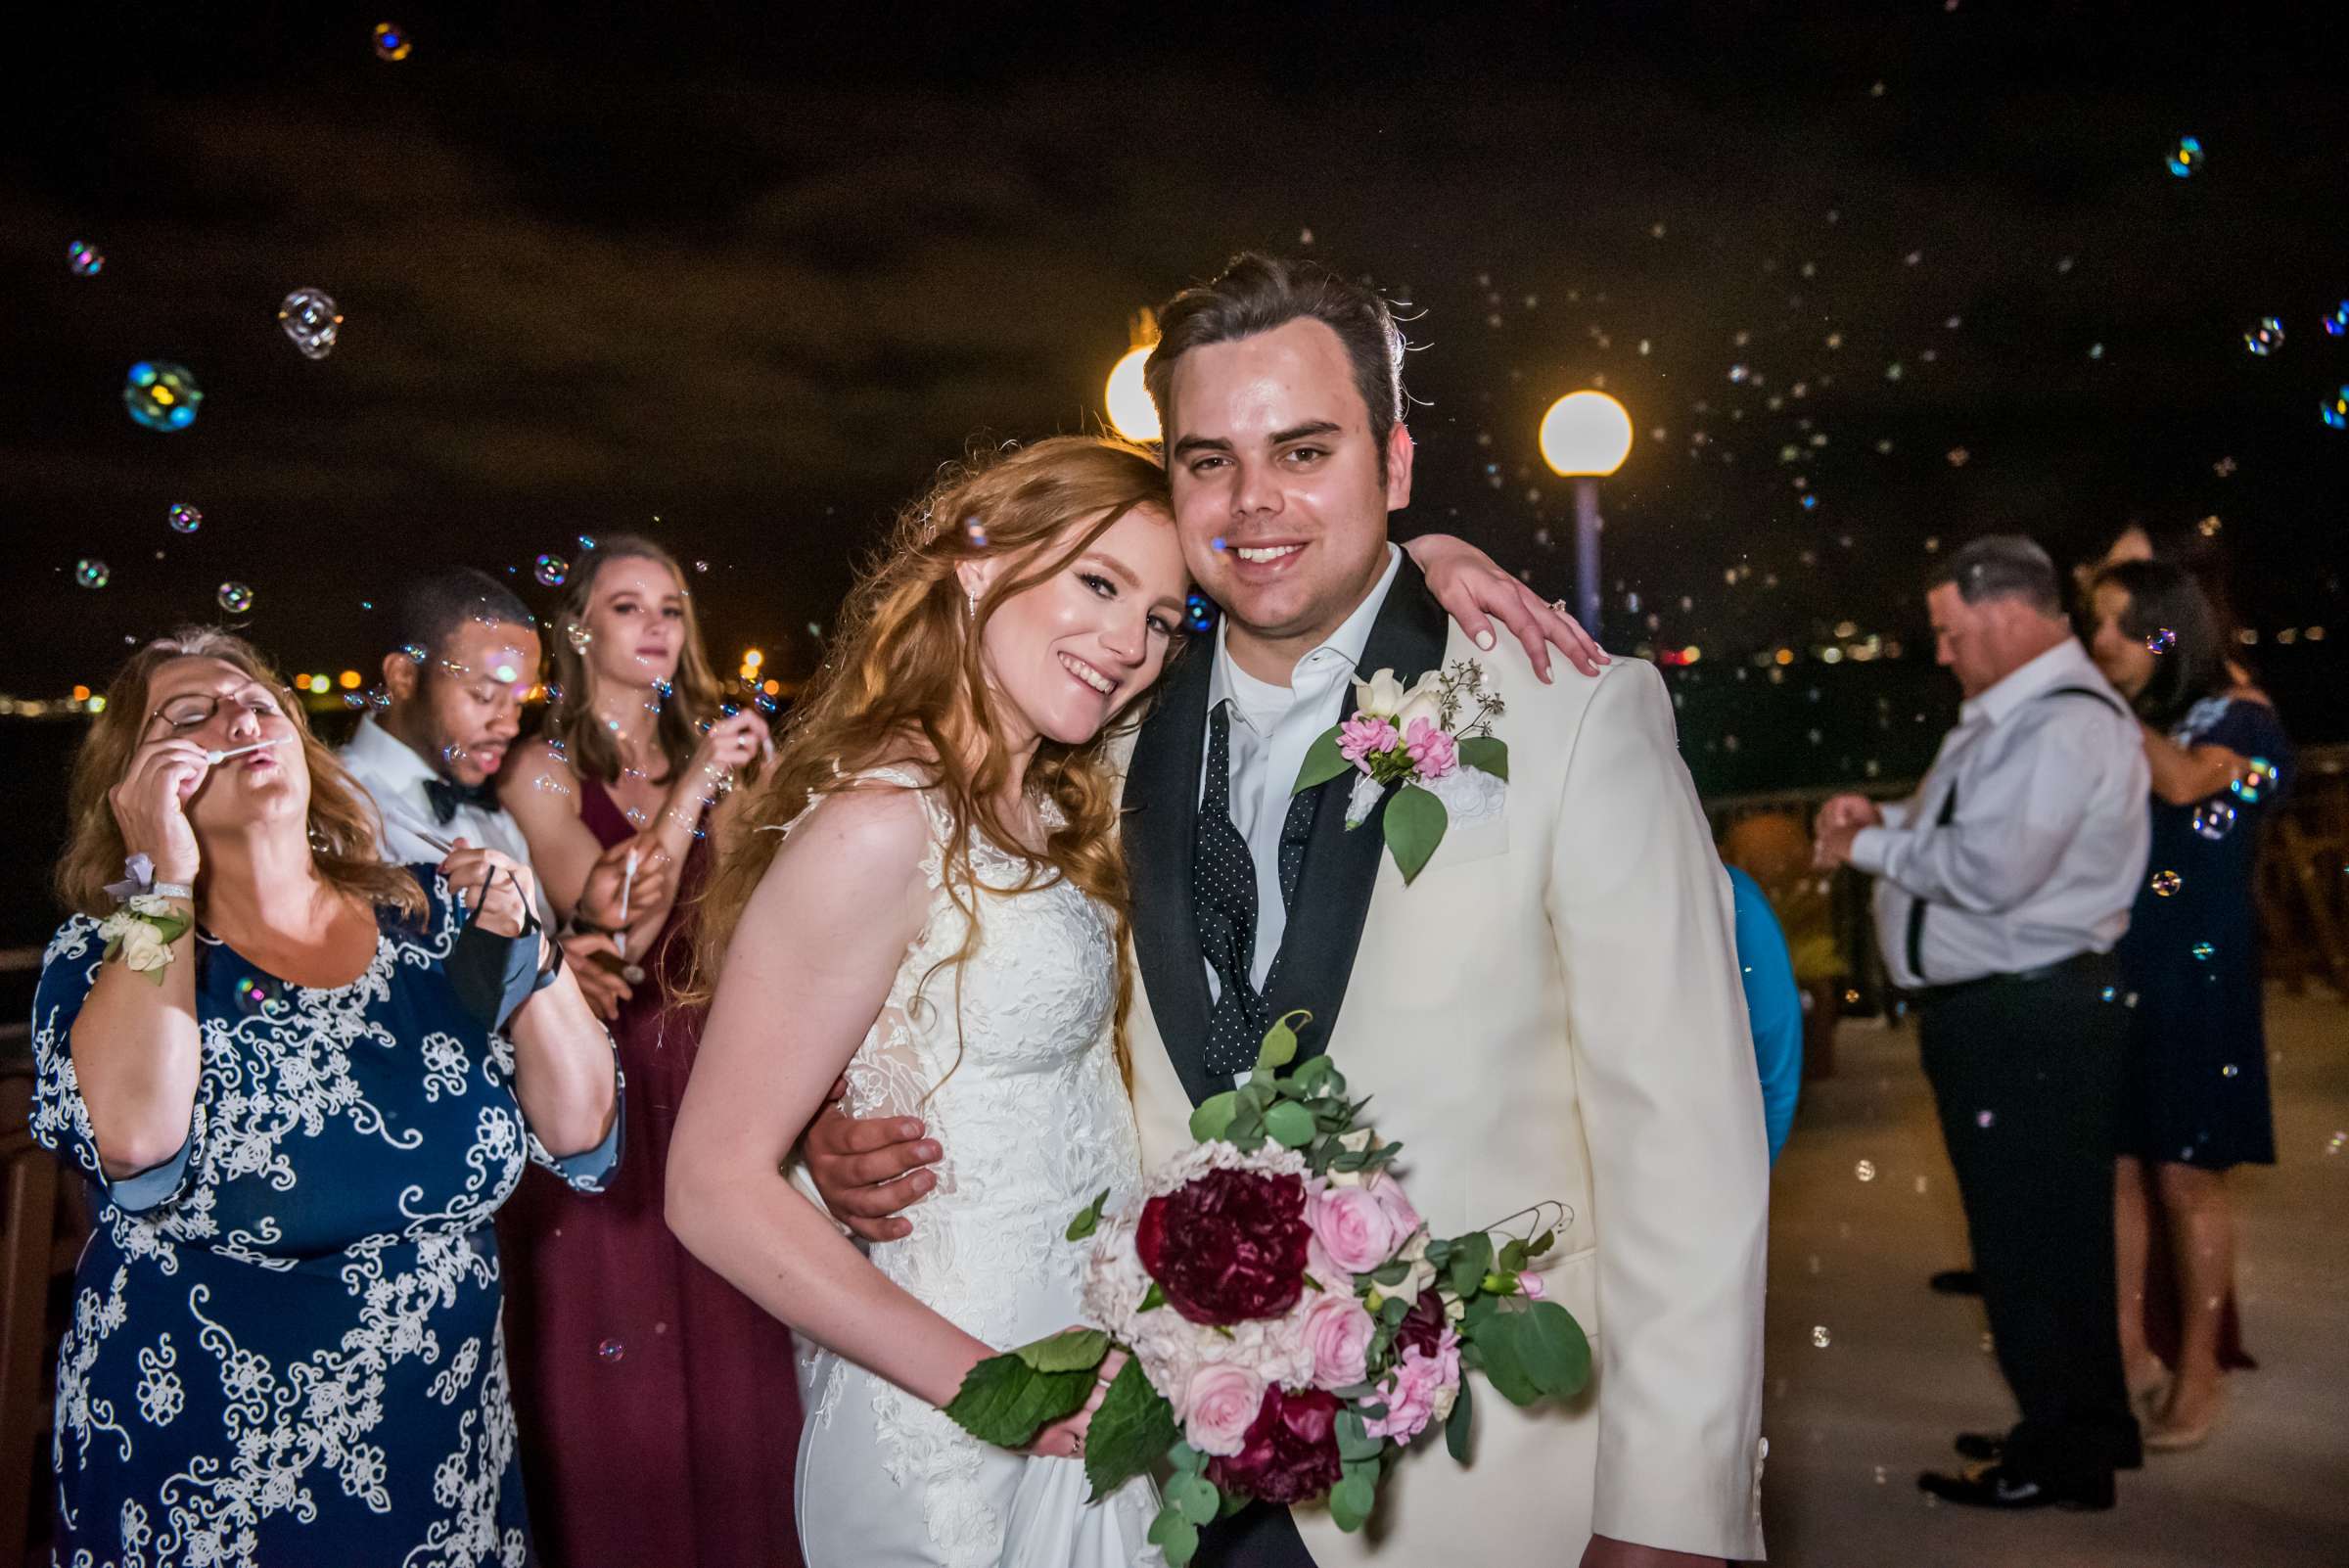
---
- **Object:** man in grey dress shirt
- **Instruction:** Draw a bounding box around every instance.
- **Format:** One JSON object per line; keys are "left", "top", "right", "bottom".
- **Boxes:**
{"left": 1816, "top": 534, "right": 2150, "bottom": 1512}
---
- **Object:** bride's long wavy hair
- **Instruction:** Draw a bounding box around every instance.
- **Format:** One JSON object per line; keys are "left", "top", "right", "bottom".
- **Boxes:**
{"left": 689, "top": 436, "right": 1180, "bottom": 1091}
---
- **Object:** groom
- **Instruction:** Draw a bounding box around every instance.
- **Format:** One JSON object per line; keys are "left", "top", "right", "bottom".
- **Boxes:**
{"left": 810, "top": 254, "right": 1769, "bottom": 1566}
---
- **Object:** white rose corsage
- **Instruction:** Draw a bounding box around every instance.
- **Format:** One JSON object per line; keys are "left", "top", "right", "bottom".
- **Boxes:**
{"left": 1292, "top": 660, "right": 1507, "bottom": 883}
{"left": 96, "top": 894, "right": 193, "bottom": 984}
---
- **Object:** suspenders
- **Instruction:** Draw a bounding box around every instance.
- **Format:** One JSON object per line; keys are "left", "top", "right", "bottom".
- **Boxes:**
{"left": 1902, "top": 684, "right": 2128, "bottom": 986}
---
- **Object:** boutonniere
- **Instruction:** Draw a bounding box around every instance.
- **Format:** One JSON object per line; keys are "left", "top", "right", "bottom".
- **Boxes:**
{"left": 1292, "top": 661, "right": 1507, "bottom": 883}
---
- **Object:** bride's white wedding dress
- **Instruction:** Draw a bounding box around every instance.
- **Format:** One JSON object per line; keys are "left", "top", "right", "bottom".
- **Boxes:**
{"left": 792, "top": 769, "right": 1163, "bottom": 1568}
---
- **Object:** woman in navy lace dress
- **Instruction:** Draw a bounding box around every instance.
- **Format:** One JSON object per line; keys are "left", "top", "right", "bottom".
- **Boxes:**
{"left": 32, "top": 629, "right": 621, "bottom": 1567}
{"left": 2087, "top": 564, "right": 2290, "bottom": 1452}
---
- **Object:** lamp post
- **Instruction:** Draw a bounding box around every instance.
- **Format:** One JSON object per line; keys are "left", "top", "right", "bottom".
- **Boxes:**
{"left": 1104, "top": 307, "right": 1162, "bottom": 442}
{"left": 1537, "top": 391, "right": 1634, "bottom": 637}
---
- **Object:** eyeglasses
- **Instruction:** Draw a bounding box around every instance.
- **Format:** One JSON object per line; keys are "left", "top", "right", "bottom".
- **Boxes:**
{"left": 150, "top": 688, "right": 287, "bottom": 734}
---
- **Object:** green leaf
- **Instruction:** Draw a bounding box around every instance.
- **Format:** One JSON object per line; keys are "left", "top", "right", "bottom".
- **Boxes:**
{"left": 1257, "top": 1009, "right": 1311, "bottom": 1072}
{"left": 1474, "top": 1311, "right": 1543, "bottom": 1407}
{"left": 1519, "top": 1301, "right": 1594, "bottom": 1399}
{"left": 1167, "top": 1471, "right": 1221, "bottom": 1527}
{"left": 1147, "top": 1504, "right": 1200, "bottom": 1565}
{"left": 1456, "top": 735, "right": 1509, "bottom": 782}
{"left": 1265, "top": 1099, "right": 1316, "bottom": 1148}
{"left": 1083, "top": 1355, "right": 1180, "bottom": 1501}
{"left": 1447, "top": 1233, "right": 1495, "bottom": 1300}
{"left": 1335, "top": 1409, "right": 1386, "bottom": 1463}
{"left": 1170, "top": 1439, "right": 1204, "bottom": 1474}
{"left": 1444, "top": 1375, "right": 1474, "bottom": 1462}
{"left": 1330, "top": 1473, "right": 1377, "bottom": 1532}
{"left": 1066, "top": 1187, "right": 1110, "bottom": 1242}
{"left": 1188, "top": 1091, "right": 1239, "bottom": 1144}
{"left": 943, "top": 1352, "right": 1092, "bottom": 1447}
{"left": 1014, "top": 1327, "right": 1110, "bottom": 1374}
{"left": 1291, "top": 1056, "right": 1338, "bottom": 1095}
{"left": 1218, "top": 1487, "right": 1251, "bottom": 1518}
{"left": 1526, "top": 1228, "right": 1556, "bottom": 1259}
{"left": 1497, "top": 1238, "right": 1528, "bottom": 1273}
{"left": 1292, "top": 727, "right": 1355, "bottom": 795}
{"left": 1381, "top": 784, "right": 1449, "bottom": 883}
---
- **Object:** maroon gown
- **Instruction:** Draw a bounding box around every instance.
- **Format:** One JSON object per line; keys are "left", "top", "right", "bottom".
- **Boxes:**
{"left": 498, "top": 776, "right": 806, "bottom": 1567}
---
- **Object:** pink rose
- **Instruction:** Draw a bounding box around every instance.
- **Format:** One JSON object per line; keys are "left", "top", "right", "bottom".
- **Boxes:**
{"left": 1365, "top": 1174, "right": 1421, "bottom": 1244}
{"left": 1405, "top": 717, "right": 1458, "bottom": 780}
{"left": 1183, "top": 1363, "right": 1268, "bottom": 1457}
{"left": 1307, "top": 1230, "right": 1350, "bottom": 1293}
{"left": 1306, "top": 1184, "right": 1400, "bottom": 1276}
{"left": 1362, "top": 1329, "right": 1463, "bottom": 1443}
{"left": 1338, "top": 715, "right": 1400, "bottom": 766}
{"left": 1299, "top": 1291, "right": 1376, "bottom": 1391}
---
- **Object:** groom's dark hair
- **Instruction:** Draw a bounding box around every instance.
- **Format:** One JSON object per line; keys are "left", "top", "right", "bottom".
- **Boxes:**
{"left": 1143, "top": 254, "right": 1407, "bottom": 477}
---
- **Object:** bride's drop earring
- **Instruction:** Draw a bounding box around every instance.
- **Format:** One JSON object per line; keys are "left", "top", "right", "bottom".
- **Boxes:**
{"left": 966, "top": 586, "right": 980, "bottom": 621}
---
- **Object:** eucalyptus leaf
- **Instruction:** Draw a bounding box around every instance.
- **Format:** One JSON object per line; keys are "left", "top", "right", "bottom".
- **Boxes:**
{"left": 1447, "top": 1233, "right": 1494, "bottom": 1299}
{"left": 1335, "top": 1410, "right": 1386, "bottom": 1463}
{"left": 1444, "top": 1376, "right": 1474, "bottom": 1462}
{"left": 1167, "top": 1472, "right": 1221, "bottom": 1527}
{"left": 1330, "top": 1473, "right": 1376, "bottom": 1533}
{"left": 1475, "top": 1312, "right": 1543, "bottom": 1407}
{"left": 1264, "top": 1099, "right": 1316, "bottom": 1148}
{"left": 1257, "top": 1009, "right": 1310, "bottom": 1071}
{"left": 1519, "top": 1300, "right": 1594, "bottom": 1399}
{"left": 1146, "top": 1506, "right": 1199, "bottom": 1565}
{"left": 1188, "top": 1091, "right": 1239, "bottom": 1144}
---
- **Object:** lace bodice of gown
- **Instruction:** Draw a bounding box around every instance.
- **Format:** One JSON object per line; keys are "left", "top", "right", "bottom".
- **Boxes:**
{"left": 796, "top": 766, "right": 1145, "bottom": 1568}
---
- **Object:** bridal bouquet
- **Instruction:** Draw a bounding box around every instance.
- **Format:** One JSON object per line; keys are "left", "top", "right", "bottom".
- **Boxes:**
{"left": 945, "top": 1014, "right": 1589, "bottom": 1564}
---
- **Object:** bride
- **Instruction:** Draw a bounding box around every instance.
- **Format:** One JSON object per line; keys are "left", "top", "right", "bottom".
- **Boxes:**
{"left": 667, "top": 435, "right": 1585, "bottom": 1567}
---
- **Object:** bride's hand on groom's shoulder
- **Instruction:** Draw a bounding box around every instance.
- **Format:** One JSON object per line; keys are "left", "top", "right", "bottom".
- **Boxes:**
{"left": 803, "top": 1079, "right": 941, "bottom": 1243}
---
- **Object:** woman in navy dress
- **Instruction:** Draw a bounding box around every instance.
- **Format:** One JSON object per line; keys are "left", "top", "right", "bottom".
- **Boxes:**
{"left": 2086, "top": 563, "right": 2290, "bottom": 1451}
{"left": 32, "top": 629, "right": 621, "bottom": 1567}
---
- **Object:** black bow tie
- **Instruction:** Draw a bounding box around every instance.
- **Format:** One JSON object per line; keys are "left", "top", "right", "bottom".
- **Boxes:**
{"left": 425, "top": 775, "right": 500, "bottom": 826}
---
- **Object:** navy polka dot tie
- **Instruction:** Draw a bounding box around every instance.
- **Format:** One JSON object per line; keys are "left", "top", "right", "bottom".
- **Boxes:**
{"left": 1196, "top": 702, "right": 1317, "bottom": 1077}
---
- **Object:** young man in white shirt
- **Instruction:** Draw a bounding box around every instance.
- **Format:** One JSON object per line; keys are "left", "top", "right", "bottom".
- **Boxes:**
{"left": 342, "top": 569, "right": 648, "bottom": 1016}
{"left": 1816, "top": 533, "right": 2150, "bottom": 1511}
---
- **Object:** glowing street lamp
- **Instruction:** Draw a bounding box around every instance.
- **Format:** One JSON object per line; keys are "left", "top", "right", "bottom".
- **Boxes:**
{"left": 1538, "top": 390, "right": 1633, "bottom": 637}
{"left": 1105, "top": 308, "right": 1162, "bottom": 443}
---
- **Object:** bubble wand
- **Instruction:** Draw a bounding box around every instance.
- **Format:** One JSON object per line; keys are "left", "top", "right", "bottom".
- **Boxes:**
{"left": 205, "top": 736, "right": 293, "bottom": 764}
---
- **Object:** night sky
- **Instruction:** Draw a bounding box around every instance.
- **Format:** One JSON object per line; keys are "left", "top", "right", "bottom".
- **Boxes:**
{"left": 7, "top": 2, "right": 2346, "bottom": 730}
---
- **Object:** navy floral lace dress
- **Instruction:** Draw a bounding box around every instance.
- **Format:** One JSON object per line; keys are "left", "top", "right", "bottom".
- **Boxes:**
{"left": 30, "top": 868, "right": 620, "bottom": 1568}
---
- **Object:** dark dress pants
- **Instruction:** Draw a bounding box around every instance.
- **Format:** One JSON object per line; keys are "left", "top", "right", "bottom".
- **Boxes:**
{"left": 1198, "top": 1501, "right": 1313, "bottom": 1568}
{"left": 1918, "top": 958, "right": 2141, "bottom": 1487}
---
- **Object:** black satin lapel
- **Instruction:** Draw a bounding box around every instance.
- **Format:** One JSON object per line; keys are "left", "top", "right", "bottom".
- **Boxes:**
{"left": 1121, "top": 645, "right": 1222, "bottom": 1108}
{"left": 1264, "top": 559, "right": 1452, "bottom": 1062}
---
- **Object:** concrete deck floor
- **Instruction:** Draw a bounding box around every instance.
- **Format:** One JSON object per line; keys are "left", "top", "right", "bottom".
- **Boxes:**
{"left": 1758, "top": 985, "right": 2349, "bottom": 1567}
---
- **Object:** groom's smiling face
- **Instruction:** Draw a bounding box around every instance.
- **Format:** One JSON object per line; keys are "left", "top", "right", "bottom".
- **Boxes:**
{"left": 1165, "top": 317, "right": 1412, "bottom": 662}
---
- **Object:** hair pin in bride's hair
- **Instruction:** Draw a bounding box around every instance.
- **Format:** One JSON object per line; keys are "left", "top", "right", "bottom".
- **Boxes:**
{"left": 963, "top": 516, "right": 988, "bottom": 547}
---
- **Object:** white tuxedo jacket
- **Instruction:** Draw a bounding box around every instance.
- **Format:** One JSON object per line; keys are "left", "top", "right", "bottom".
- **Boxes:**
{"left": 1112, "top": 564, "right": 1769, "bottom": 1563}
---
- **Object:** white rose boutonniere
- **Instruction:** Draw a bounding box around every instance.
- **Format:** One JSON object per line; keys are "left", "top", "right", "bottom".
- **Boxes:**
{"left": 97, "top": 894, "right": 193, "bottom": 985}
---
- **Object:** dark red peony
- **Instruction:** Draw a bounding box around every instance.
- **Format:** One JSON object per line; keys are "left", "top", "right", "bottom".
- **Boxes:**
{"left": 1206, "top": 1386, "right": 1345, "bottom": 1505}
{"left": 1394, "top": 1289, "right": 1448, "bottom": 1360}
{"left": 1134, "top": 1169, "right": 1312, "bottom": 1324}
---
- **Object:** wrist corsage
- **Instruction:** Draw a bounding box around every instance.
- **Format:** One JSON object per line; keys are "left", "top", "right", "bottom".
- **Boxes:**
{"left": 1293, "top": 661, "right": 1507, "bottom": 883}
{"left": 97, "top": 895, "right": 193, "bottom": 984}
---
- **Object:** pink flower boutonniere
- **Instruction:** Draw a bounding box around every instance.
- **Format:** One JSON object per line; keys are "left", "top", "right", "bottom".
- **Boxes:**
{"left": 1293, "top": 660, "right": 1508, "bottom": 883}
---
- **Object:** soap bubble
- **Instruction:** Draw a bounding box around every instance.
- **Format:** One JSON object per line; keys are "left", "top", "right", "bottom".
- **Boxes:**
{"left": 1975, "top": 1109, "right": 1996, "bottom": 1129}
{"left": 278, "top": 289, "right": 343, "bottom": 359}
{"left": 2145, "top": 626, "right": 2176, "bottom": 655}
{"left": 2191, "top": 941, "right": 2216, "bottom": 962}
{"left": 68, "top": 240, "right": 104, "bottom": 276}
{"left": 2230, "top": 757, "right": 2278, "bottom": 804}
{"left": 2323, "top": 388, "right": 2348, "bottom": 431}
{"left": 167, "top": 502, "right": 203, "bottom": 534}
{"left": 2190, "top": 800, "right": 2237, "bottom": 840}
{"left": 2165, "top": 135, "right": 2202, "bottom": 177}
{"left": 216, "top": 581, "right": 254, "bottom": 614}
{"left": 2326, "top": 302, "right": 2348, "bottom": 338}
{"left": 122, "top": 361, "right": 203, "bottom": 431}
{"left": 565, "top": 622, "right": 593, "bottom": 653}
{"left": 372, "top": 22, "right": 411, "bottom": 60}
{"left": 1811, "top": 1326, "right": 1831, "bottom": 1349}
{"left": 1727, "top": 364, "right": 1749, "bottom": 384}
{"left": 74, "top": 559, "right": 110, "bottom": 589}
{"left": 2150, "top": 869, "right": 2182, "bottom": 898}
{"left": 576, "top": 534, "right": 597, "bottom": 552}
{"left": 234, "top": 976, "right": 282, "bottom": 1017}
{"left": 534, "top": 554, "right": 569, "bottom": 587}
{"left": 1184, "top": 591, "right": 1216, "bottom": 634}
{"left": 2242, "top": 317, "right": 2283, "bottom": 356}
{"left": 1855, "top": 1160, "right": 1876, "bottom": 1182}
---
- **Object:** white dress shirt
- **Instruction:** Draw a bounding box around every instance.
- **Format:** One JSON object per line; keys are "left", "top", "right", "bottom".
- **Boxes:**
{"left": 340, "top": 714, "right": 550, "bottom": 922}
{"left": 1851, "top": 637, "right": 2150, "bottom": 989}
{"left": 1199, "top": 544, "right": 1403, "bottom": 1002}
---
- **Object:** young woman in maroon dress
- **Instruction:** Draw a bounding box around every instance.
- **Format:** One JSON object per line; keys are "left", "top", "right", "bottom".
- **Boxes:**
{"left": 499, "top": 534, "right": 802, "bottom": 1567}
